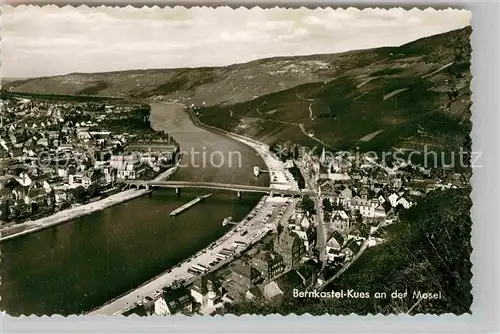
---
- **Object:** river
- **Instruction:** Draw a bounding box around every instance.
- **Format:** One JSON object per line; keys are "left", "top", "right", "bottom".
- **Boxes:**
{"left": 0, "top": 103, "right": 269, "bottom": 316}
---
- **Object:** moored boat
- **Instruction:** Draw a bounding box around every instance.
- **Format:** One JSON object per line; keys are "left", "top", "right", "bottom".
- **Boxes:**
{"left": 222, "top": 216, "right": 232, "bottom": 226}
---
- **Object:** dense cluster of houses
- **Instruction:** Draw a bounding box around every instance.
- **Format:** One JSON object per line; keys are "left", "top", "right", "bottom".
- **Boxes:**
{"left": 0, "top": 95, "right": 178, "bottom": 223}
{"left": 300, "top": 146, "right": 467, "bottom": 264}
{"left": 139, "top": 240, "right": 303, "bottom": 315}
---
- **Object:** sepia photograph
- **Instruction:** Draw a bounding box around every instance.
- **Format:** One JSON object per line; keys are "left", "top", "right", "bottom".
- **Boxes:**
{"left": 0, "top": 6, "right": 473, "bottom": 317}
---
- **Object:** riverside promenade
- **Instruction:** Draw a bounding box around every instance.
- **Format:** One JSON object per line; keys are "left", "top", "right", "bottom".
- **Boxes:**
{"left": 0, "top": 161, "right": 180, "bottom": 243}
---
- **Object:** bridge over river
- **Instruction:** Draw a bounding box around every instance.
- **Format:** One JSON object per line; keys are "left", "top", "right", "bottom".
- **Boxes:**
{"left": 126, "top": 180, "right": 315, "bottom": 197}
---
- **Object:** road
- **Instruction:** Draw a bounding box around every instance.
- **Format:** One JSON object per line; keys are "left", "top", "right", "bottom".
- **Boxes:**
{"left": 297, "top": 162, "right": 327, "bottom": 270}
{"left": 296, "top": 94, "right": 315, "bottom": 121}
{"left": 89, "top": 196, "right": 291, "bottom": 315}
{"left": 298, "top": 123, "right": 329, "bottom": 147}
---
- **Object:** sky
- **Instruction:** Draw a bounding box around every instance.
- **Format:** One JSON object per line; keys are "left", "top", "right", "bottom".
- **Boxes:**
{"left": 1, "top": 6, "right": 471, "bottom": 78}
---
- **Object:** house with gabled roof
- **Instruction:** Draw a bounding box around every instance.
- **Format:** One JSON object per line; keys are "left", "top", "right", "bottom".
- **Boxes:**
{"left": 251, "top": 250, "right": 285, "bottom": 281}
{"left": 339, "top": 187, "right": 353, "bottom": 207}
{"left": 319, "top": 179, "right": 336, "bottom": 196}
{"left": 388, "top": 193, "right": 399, "bottom": 207}
{"left": 274, "top": 228, "right": 306, "bottom": 268}
{"left": 374, "top": 204, "right": 387, "bottom": 218}
{"left": 329, "top": 210, "right": 350, "bottom": 233}
{"left": 154, "top": 287, "right": 193, "bottom": 316}
{"left": 189, "top": 276, "right": 222, "bottom": 310}
{"left": 396, "top": 197, "right": 411, "bottom": 209}
{"left": 24, "top": 187, "right": 48, "bottom": 206}
{"left": 326, "top": 236, "right": 342, "bottom": 262}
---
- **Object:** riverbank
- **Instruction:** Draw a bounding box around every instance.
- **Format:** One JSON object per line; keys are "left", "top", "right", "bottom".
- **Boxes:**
{"left": 89, "top": 103, "right": 297, "bottom": 315}
{"left": 89, "top": 194, "right": 275, "bottom": 315}
{"left": 0, "top": 161, "right": 180, "bottom": 243}
{"left": 186, "top": 107, "right": 299, "bottom": 192}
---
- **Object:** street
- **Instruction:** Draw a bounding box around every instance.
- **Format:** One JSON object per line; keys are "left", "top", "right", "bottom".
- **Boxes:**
{"left": 297, "top": 162, "right": 327, "bottom": 270}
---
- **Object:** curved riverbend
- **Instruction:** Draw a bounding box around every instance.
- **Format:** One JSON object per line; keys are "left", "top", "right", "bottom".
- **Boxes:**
{"left": 0, "top": 103, "right": 269, "bottom": 316}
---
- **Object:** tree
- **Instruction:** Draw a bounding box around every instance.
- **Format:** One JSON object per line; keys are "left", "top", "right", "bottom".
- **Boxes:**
{"left": 87, "top": 183, "right": 99, "bottom": 199}
{"left": 48, "top": 190, "right": 56, "bottom": 212}
{"left": 71, "top": 186, "right": 88, "bottom": 203}
{"left": 300, "top": 195, "right": 316, "bottom": 214}
{"left": 293, "top": 145, "right": 299, "bottom": 159}
{"left": 352, "top": 209, "right": 363, "bottom": 225}
{"left": 395, "top": 203, "right": 404, "bottom": 213}
{"left": 30, "top": 202, "right": 39, "bottom": 214}
{"left": 322, "top": 198, "right": 333, "bottom": 212}
{"left": 277, "top": 223, "right": 284, "bottom": 236}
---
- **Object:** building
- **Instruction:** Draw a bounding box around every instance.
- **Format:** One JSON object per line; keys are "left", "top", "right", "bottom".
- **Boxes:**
{"left": 251, "top": 250, "right": 285, "bottom": 280}
{"left": 350, "top": 196, "right": 387, "bottom": 218}
{"left": 274, "top": 229, "right": 306, "bottom": 268}
{"left": 230, "top": 262, "right": 263, "bottom": 289}
{"left": 24, "top": 188, "right": 48, "bottom": 206}
{"left": 0, "top": 189, "right": 11, "bottom": 221}
{"left": 396, "top": 197, "right": 411, "bottom": 209}
{"left": 350, "top": 196, "right": 374, "bottom": 217}
{"left": 14, "top": 172, "right": 33, "bottom": 187}
{"left": 12, "top": 186, "right": 26, "bottom": 201}
{"left": 374, "top": 204, "right": 387, "bottom": 217}
{"left": 54, "top": 189, "right": 68, "bottom": 205}
{"left": 102, "top": 166, "right": 117, "bottom": 184}
{"left": 69, "top": 170, "right": 98, "bottom": 189}
{"left": 76, "top": 131, "right": 91, "bottom": 141}
{"left": 260, "top": 281, "right": 284, "bottom": 303}
{"left": 329, "top": 210, "right": 350, "bottom": 233}
{"left": 326, "top": 236, "right": 342, "bottom": 262}
{"left": 319, "top": 180, "right": 336, "bottom": 196}
{"left": 292, "top": 229, "right": 314, "bottom": 252}
{"left": 117, "top": 162, "right": 143, "bottom": 180}
{"left": 154, "top": 287, "right": 192, "bottom": 316}
{"left": 359, "top": 187, "right": 369, "bottom": 200}
{"left": 109, "top": 154, "right": 138, "bottom": 170}
{"left": 339, "top": 187, "right": 353, "bottom": 206}
{"left": 190, "top": 276, "right": 222, "bottom": 309}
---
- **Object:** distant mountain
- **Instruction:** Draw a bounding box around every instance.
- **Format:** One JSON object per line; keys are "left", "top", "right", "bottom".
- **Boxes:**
{"left": 5, "top": 26, "right": 471, "bottom": 153}
{"left": 3, "top": 52, "right": 381, "bottom": 106}
{"left": 1, "top": 77, "right": 31, "bottom": 86}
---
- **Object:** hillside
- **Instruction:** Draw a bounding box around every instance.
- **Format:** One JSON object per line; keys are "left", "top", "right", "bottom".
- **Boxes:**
{"left": 3, "top": 51, "right": 383, "bottom": 106}
{"left": 5, "top": 26, "right": 471, "bottom": 154}
{"left": 197, "top": 26, "right": 472, "bottom": 152}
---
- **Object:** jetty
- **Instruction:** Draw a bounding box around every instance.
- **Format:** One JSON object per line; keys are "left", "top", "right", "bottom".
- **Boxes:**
{"left": 253, "top": 166, "right": 269, "bottom": 177}
{"left": 222, "top": 216, "right": 237, "bottom": 226}
{"left": 170, "top": 193, "right": 212, "bottom": 216}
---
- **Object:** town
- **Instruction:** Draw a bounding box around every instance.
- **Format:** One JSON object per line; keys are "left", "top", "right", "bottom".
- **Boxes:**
{"left": 0, "top": 92, "right": 179, "bottom": 239}
{"left": 109, "top": 130, "right": 469, "bottom": 316}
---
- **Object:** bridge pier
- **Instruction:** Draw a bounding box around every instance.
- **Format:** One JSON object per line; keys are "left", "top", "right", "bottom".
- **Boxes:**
{"left": 175, "top": 187, "right": 181, "bottom": 197}
{"left": 237, "top": 191, "right": 242, "bottom": 199}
